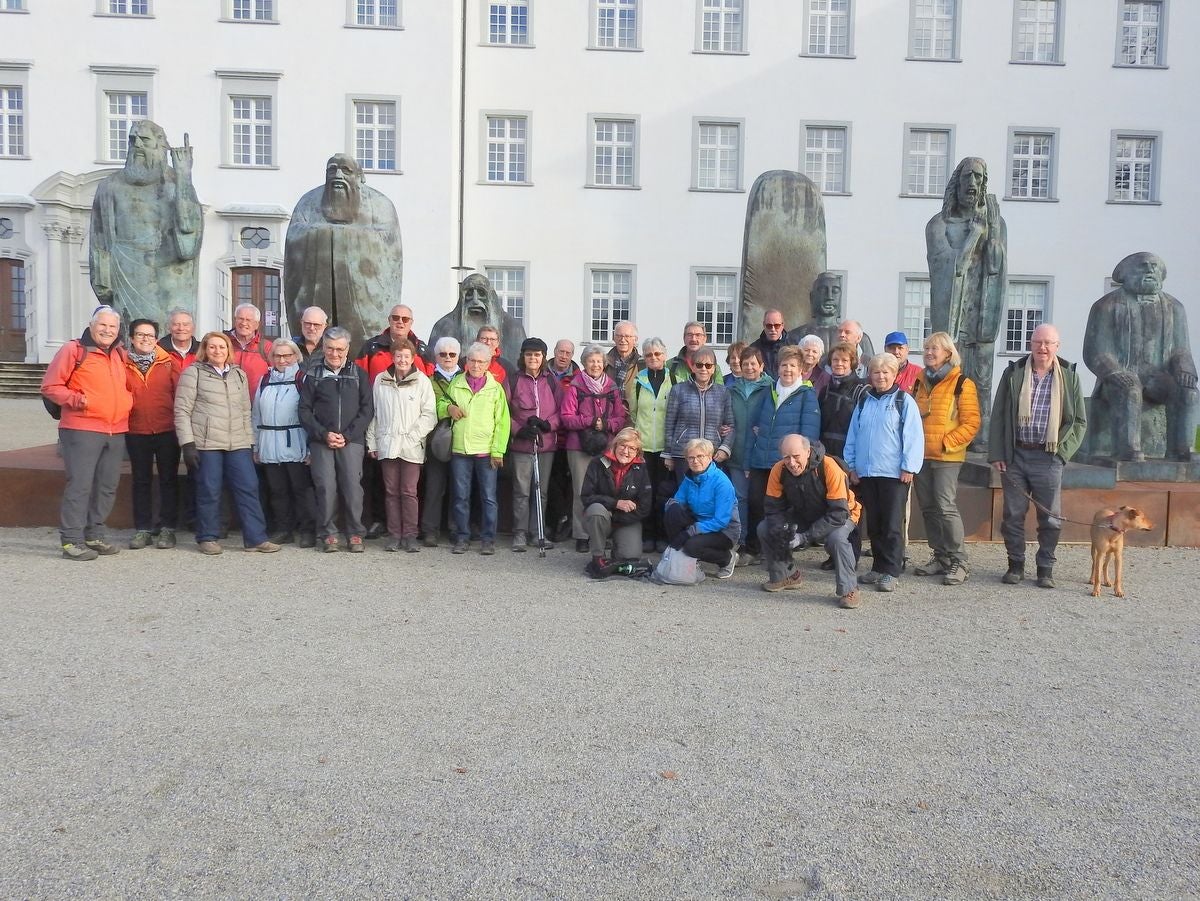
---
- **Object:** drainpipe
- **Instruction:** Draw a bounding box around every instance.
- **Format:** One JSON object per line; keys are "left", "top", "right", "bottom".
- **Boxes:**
{"left": 457, "top": 0, "right": 467, "bottom": 272}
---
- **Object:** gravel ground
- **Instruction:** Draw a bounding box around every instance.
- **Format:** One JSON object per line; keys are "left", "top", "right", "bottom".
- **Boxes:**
{"left": 0, "top": 523, "right": 1196, "bottom": 900}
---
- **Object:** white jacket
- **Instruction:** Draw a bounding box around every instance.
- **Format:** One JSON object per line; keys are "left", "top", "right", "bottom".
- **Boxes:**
{"left": 366, "top": 366, "right": 438, "bottom": 463}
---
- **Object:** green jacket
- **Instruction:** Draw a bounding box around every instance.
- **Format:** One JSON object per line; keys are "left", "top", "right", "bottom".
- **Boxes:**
{"left": 988, "top": 354, "right": 1086, "bottom": 464}
{"left": 437, "top": 371, "right": 511, "bottom": 457}
{"left": 626, "top": 367, "right": 676, "bottom": 453}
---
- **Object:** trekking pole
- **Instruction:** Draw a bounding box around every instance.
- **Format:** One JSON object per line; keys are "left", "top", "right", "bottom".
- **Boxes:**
{"left": 531, "top": 431, "right": 547, "bottom": 558}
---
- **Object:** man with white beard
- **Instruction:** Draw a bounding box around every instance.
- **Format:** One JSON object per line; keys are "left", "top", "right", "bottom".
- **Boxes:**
{"left": 89, "top": 120, "right": 204, "bottom": 325}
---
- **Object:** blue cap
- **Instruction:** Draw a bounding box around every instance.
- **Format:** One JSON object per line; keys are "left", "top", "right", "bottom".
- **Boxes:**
{"left": 884, "top": 331, "right": 909, "bottom": 348}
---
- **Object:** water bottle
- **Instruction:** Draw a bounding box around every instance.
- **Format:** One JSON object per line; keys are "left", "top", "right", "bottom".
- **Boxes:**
{"left": 615, "top": 562, "right": 635, "bottom": 576}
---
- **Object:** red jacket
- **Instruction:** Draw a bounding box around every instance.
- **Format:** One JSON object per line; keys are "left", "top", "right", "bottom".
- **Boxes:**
{"left": 158, "top": 336, "right": 199, "bottom": 370}
{"left": 896, "top": 361, "right": 922, "bottom": 393}
{"left": 226, "top": 330, "right": 272, "bottom": 402}
{"left": 126, "top": 346, "right": 180, "bottom": 435}
{"left": 41, "top": 336, "right": 133, "bottom": 435}
{"left": 355, "top": 329, "right": 432, "bottom": 383}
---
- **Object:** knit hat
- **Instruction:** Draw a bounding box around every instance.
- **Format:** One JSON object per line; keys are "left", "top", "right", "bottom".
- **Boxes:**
{"left": 520, "top": 337, "right": 548, "bottom": 356}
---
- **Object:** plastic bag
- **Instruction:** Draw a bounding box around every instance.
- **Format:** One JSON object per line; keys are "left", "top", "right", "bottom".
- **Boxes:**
{"left": 648, "top": 546, "right": 706, "bottom": 585}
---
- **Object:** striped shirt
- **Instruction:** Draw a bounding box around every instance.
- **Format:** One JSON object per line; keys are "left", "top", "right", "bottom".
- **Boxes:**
{"left": 1016, "top": 369, "right": 1053, "bottom": 445}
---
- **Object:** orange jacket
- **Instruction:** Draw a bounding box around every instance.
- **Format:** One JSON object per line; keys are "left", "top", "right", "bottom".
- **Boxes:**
{"left": 41, "top": 337, "right": 133, "bottom": 434}
{"left": 226, "top": 330, "right": 272, "bottom": 402}
{"left": 911, "top": 366, "right": 981, "bottom": 462}
{"left": 126, "top": 345, "right": 180, "bottom": 435}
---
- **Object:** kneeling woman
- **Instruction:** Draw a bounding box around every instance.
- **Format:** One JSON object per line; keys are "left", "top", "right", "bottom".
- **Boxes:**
{"left": 663, "top": 438, "right": 740, "bottom": 579}
{"left": 581, "top": 427, "right": 653, "bottom": 575}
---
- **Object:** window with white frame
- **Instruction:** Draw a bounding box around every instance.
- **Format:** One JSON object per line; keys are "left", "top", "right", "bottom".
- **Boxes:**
{"left": 230, "top": 0, "right": 274, "bottom": 21}
{"left": 693, "top": 270, "right": 737, "bottom": 345}
{"left": 592, "top": 0, "right": 638, "bottom": 49}
{"left": 483, "top": 114, "right": 529, "bottom": 183}
{"left": 694, "top": 120, "right": 741, "bottom": 191}
{"left": 1003, "top": 279, "right": 1048, "bottom": 353}
{"left": 231, "top": 97, "right": 273, "bottom": 166}
{"left": 588, "top": 267, "right": 633, "bottom": 342}
{"left": 1012, "top": 0, "right": 1060, "bottom": 63}
{"left": 1, "top": 1, "right": 26, "bottom": 10}
{"left": 487, "top": 1, "right": 530, "bottom": 45}
{"left": 590, "top": 117, "right": 637, "bottom": 187}
{"left": 484, "top": 265, "right": 527, "bottom": 327}
{"left": 104, "top": 91, "right": 148, "bottom": 162}
{"left": 902, "top": 125, "right": 952, "bottom": 197}
{"left": 0, "top": 86, "right": 25, "bottom": 157}
{"left": 106, "top": 0, "right": 150, "bottom": 14}
{"left": 352, "top": 99, "right": 397, "bottom": 172}
{"left": 803, "top": 123, "right": 850, "bottom": 193}
{"left": 1110, "top": 132, "right": 1160, "bottom": 203}
{"left": 353, "top": 0, "right": 399, "bottom": 27}
{"left": 1117, "top": 1, "right": 1165, "bottom": 66}
{"left": 698, "top": 0, "right": 744, "bottom": 53}
{"left": 805, "top": 0, "right": 852, "bottom": 57}
{"left": 909, "top": 0, "right": 958, "bottom": 60}
{"left": 1007, "top": 129, "right": 1056, "bottom": 200}
{"left": 900, "top": 276, "right": 932, "bottom": 343}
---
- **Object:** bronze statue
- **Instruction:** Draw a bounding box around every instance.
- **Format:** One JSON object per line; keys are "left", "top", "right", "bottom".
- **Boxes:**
{"left": 926, "top": 157, "right": 1007, "bottom": 449}
{"left": 284, "top": 153, "right": 403, "bottom": 348}
{"left": 89, "top": 121, "right": 203, "bottom": 325}
{"left": 1083, "top": 252, "right": 1197, "bottom": 461}
{"left": 426, "top": 273, "right": 526, "bottom": 367}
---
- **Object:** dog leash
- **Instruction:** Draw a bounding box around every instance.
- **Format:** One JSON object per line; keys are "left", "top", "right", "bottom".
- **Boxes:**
{"left": 999, "top": 471, "right": 1101, "bottom": 528}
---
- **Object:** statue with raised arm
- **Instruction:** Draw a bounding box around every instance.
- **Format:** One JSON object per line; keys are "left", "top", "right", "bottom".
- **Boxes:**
{"left": 926, "top": 157, "right": 1007, "bottom": 449}
{"left": 89, "top": 121, "right": 203, "bottom": 325}
{"left": 284, "top": 153, "right": 403, "bottom": 348}
{"left": 1083, "top": 252, "right": 1198, "bottom": 462}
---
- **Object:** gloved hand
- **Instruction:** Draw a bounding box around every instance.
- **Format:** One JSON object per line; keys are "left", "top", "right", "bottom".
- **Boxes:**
{"left": 516, "top": 424, "right": 539, "bottom": 441}
{"left": 181, "top": 442, "right": 199, "bottom": 470}
{"left": 668, "top": 525, "right": 696, "bottom": 551}
{"left": 789, "top": 530, "right": 810, "bottom": 550}
{"left": 533, "top": 417, "right": 552, "bottom": 433}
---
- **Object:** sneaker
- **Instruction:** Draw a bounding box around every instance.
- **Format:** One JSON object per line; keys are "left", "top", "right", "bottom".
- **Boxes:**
{"left": 575, "top": 538, "right": 589, "bottom": 553}
{"left": 405, "top": 538, "right": 421, "bottom": 554}
{"left": 198, "top": 541, "right": 223, "bottom": 556}
{"left": 348, "top": 536, "right": 365, "bottom": 553}
{"left": 247, "top": 541, "right": 281, "bottom": 553}
{"left": 839, "top": 590, "right": 861, "bottom": 609}
{"left": 451, "top": 539, "right": 468, "bottom": 555}
{"left": 735, "top": 547, "right": 758, "bottom": 567}
{"left": 913, "top": 555, "right": 948, "bottom": 576}
{"left": 156, "top": 529, "right": 177, "bottom": 549}
{"left": 323, "top": 536, "right": 340, "bottom": 553}
{"left": 819, "top": 556, "right": 835, "bottom": 571}
{"left": 61, "top": 542, "right": 98, "bottom": 561}
{"left": 384, "top": 538, "right": 401, "bottom": 552}
{"left": 512, "top": 532, "right": 528, "bottom": 553}
{"left": 877, "top": 574, "right": 897, "bottom": 592}
{"left": 858, "top": 570, "right": 883, "bottom": 585}
{"left": 763, "top": 570, "right": 804, "bottom": 592}
{"left": 85, "top": 539, "right": 119, "bottom": 556}
{"left": 481, "top": 540, "right": 495, "bottom": 556}
{"left": 297, "top": 533, "right": 316, "bottom": 549}
{"left": 129, "top": 530, "right": 152, "bottom": 550}
{"left": 717, "top": 550, "right": 738, "bottom": 579}
{"left": 942, "top": 562, "right": 969, "bottom": 586}
{"left": 422, "top": 533, "right": 439, "bottom": 548}
{"left": 1001, "top": 560, "right": 1024, "bottom": 584}
{"left": 268, "top": 532, "right": 294, "bottom": 545}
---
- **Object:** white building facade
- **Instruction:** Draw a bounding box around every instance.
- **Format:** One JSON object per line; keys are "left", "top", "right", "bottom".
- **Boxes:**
{"left": 0, "top": 0, "right": 1195, "bottom": 392}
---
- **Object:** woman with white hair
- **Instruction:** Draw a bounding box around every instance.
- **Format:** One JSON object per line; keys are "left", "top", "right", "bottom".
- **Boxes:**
{"left": 420, "top": 336, "right": 461, "bottom": 546}
{"left": 796, "top": 334, "right": 830, "bottom": 395}
{"left": 627, "top": 337, "right": 674, "bottom": 551}
{"left": 253, "top": 338, "right": 316, "bottom": 547}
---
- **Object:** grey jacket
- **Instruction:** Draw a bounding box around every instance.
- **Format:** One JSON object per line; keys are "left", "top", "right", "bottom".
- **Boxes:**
{"left": 175, "top": 363, "right": 255, "bottom": 451}
{"left": 664, "top": 380, "right": 734, "bottom": 459}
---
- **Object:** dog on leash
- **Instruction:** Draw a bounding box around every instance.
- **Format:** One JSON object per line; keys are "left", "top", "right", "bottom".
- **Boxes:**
{"left": 1090, "top": 506, "right": 1153, "bottom": 598}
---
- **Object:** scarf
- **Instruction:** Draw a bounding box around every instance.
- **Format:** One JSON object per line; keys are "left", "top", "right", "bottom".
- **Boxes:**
{"left": 128, "top": 350, "right": 155, "bottom": 374}
{"left": 435, "top": 364, "right": 459, "bottom": 381}
{"left": 605, "top": 450, "right": 633, "bottom": 491}
{"left": 646, "top": 368, "right": 665, "bottom": 397}
{"left": 923, "top": 361, "right": 952, "bottom": 387}
{"left": 465, "top": 373, "right": 487, "bottom": 393}
{"left": 581, "top": 372, "right": 609, "bottom": 394}
{"left": 1017, "top": 357, "right": 1064, "bottom": 453}
{"left": 776, "top": 378, "right": 801, "bottom": 406}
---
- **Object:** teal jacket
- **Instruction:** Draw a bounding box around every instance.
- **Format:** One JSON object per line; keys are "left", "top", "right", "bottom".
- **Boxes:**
{"left": 727, "top": 374, "right": 773, "bottom": 469}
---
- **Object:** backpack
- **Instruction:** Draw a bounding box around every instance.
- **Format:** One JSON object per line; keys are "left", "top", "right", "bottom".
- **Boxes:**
{"left": 42, "top": 341, "right": 87, "bottom": 420}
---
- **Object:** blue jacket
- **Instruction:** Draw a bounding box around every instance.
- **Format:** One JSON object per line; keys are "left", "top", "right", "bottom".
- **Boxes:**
{"left": 252, "top": 363, "right": 308, "bottom": 464}
{"left": 673, "top": 462, "right": 740, "bottom": 545}
{"left": 727, "top": 374, "right": 773, "bottom": 470}
{"left": 747, "top": 383, "right": 820, "bottom": 470}
{"left": 844, "top": 386, "right": 924, "bottom": 478}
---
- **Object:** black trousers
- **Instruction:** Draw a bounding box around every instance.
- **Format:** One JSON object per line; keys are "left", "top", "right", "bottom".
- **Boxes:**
{"left": 125, "top": 431, "right": 180, "bottom": 532}
{"left": 664, "top": 502, "right": 733, "bottom": 566}
{"left": 263, "top": 461, "right": 316, "bottom": 537}
{"left": 641, "top": 450, "right": 671, "bottom": 543}
{"left": 544, "top": 448, "right": 574, "bottom": 535}
{"left": 856, "top": 476, "right": 909, "bottom": 577}
{"left": 421, "top": 456, "right": 451, "bottom": 536}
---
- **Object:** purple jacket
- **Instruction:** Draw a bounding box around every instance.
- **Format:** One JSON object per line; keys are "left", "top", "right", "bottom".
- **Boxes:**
{"left": 506, "top": 369, "right": 562, "bottom": 454}
{"left": 560, "top": 371, "right": 628, "bottom": 452}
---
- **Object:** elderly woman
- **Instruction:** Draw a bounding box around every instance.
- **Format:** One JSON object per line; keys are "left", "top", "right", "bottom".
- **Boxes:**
{"left": 581, "top": 427, "right": 653, "bottom": 576}
{"left": 796, "top": 334, "right": 831, "bottom": 395}
{"left": 818, "top": 341, "right": 868, "bottom": 463}
{"left": 910, "top": 332, "right": 981, "bottom": 586}
{"left": 664, "top": 438, "right": 740, "bottom": 578}
{"left": 562, "top": 344, "right": 628, "bottom": 552}
{"left": 439, "top": 341, "right": 510, "bottom": 555}
{"left": 507, "top": 337, "right": 561, "bottom": 552}
{"left": 627, "top": 337, "right": 674, "bottom": 552}
{"left": 175, "top": 331, "right": 279, "bottom": 555}
{"left": 253, "top": 338, "right": 315, "bottom": 548}
{"left": 367, "top": 338, "right": 438, "bottom": 552}
{"left": 663, "top": 346, "right": 734, "bottom": 484}
{"left": 844, "top": 353, "right": 924, "bottom": 592}
{"left": 727, "top": 345, "right": 773, "bottom": 560}
{"left": 420, "top": 336, "right": 461, "bottom": 547}
{"left": 725, "top": 341, "right": 747, "bottom": 380}
{"left": 124, "top": 317, "right": 180, "bottom": 550}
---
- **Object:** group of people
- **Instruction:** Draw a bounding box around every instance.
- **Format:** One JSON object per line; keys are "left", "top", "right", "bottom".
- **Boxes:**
{"left": 41, "top": 301, "right": 1086, "bottom": 609}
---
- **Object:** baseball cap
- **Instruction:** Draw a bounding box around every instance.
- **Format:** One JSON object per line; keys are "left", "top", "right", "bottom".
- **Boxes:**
{"left": 883, "top": 331, "right": 909, "bottom": 348}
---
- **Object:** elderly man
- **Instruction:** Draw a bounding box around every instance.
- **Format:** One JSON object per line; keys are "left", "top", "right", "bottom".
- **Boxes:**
{"left": 41, "top": 305, "right": 134, "bottom": 560}
{"left": 1083, "top": 251, "right": 1198, "bottom": 462}
{"left": 159, "top": 308, "right": 199, "bottom": 369}
{"left": 758, "top": 434, "right": 863, "bottom": 608}
{"left": 835, "top": 320, "right": 875, "bottom": 377}
{"left": 292, "top": 306, "right": 329, "bottom": 364}
{"left": 605, "top": 320, "right": 641, "bottom": 391}
{"left": 670, "top": 321, "right": 724, "bottom": 384}
{"left": 884, "top": 331, "right": 923, "bottom": 392}
{"left": 226, "top": 303, "right": 272, "bottom": 401}
{"left": 989, "top": 323, "right": 1086, "bottom": 588}
{"left": 300, "top": 327, "right": 375, "bottom": 552}
{"left": 475, "top": 325, "right": 514, "bottom": 381}
{"left": 749, "top": 309, "right": 788, "bottom": 378}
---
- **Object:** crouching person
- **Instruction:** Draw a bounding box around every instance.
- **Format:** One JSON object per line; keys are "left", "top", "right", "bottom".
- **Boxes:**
{"left": 582, "top": 427, "right": 652, "bottom": 577}
{"left": 758, "top": 434, "right": 863, "bottom": 608}
{"left": 663, "top": 438, "right": 740, "bottom": 579}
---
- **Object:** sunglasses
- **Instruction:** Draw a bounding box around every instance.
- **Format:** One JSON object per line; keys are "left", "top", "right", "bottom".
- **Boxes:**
{"left": 389, "top": 315, "right": 413, "bottom": 323}
{"left": 437, "top": 351, "right": 458, "bottom": 357}
{"left": 693, "top": 362, "right": 715, "bottom": 369}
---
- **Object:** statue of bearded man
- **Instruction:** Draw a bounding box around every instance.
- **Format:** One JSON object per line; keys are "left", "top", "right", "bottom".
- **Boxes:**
{"left": 426, "top": 273, "right": 527, "bottom": 368}
{"left": 89, "top": 120, "right": 204, "bottom": 325}
{"left": 284, "top": 153, "right": 403, "bottom": 348}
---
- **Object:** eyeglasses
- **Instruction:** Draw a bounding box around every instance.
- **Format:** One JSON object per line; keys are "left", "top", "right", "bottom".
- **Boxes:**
{"left": 274, "top": 352, "right": 297, "bottom": 359}
{"left": 693, "top": 362, "right": 715, "bottom": 369}
{"left": 1031, "top": 340, "right": 1060, "bottom": 347}
{"left": 389, "top": 315, "right": 413, "bottom": 323}
{"left": 467, "top": 358, "right": 489, "bottom": 365}
{"left": 301, "top": 321, "right": 324, "bottom": 328}
{"left": 131, "top": 332, "right": 157, "bottom": 339}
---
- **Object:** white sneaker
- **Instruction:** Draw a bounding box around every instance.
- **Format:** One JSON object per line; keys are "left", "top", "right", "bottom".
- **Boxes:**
{"left": 717, "top": 550, "right": 738, "bottom": 579}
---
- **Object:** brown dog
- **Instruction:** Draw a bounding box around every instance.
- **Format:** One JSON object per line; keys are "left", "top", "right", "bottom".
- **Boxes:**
{"left": 1090, "top": 506, "right": 1153, "bottom": 598}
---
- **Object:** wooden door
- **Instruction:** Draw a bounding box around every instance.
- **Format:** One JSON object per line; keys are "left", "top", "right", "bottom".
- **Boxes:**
{"left": 0, "top": 259, "right": 26, "bottom": 361}
{"left": 231, "top": 266, "right": 282, "bottom": 339}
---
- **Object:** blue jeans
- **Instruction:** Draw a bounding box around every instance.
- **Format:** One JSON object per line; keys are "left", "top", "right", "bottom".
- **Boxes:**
{"left": 195, "top": 448, "right": 268, "bottom": 546}
{"left": 727, "top": 466, "right": 751, "bottom": 546}
{"left": 451, "top": 454, "right": 498, "bottom": 542}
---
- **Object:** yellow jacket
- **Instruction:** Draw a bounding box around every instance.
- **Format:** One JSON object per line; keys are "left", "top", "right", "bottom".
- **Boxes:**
{"left": 911, "top": 366, "right": 980, "bottom": 462}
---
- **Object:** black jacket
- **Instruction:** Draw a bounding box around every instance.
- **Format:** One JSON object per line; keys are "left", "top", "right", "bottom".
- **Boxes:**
{"left": 299, "top": 362, "right": 374, "bottom": 444}
{"left": 580, "top": 454, "right": 653, "bottom": 526}
{"left": 762, "top": 442, "right": 855, "bottom": 544}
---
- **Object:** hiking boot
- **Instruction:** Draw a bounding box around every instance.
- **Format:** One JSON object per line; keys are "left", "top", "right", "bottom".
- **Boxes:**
{"left": 405, "top": 538, "right": 421, "bottom": 553}
{"left": 942, "top": 562, "right": 969, "bottom": 586}
{"left": 61, "top": 542, "right": 98, "bottom": 561}
{"left": 480, "top": 540, "right": 495, "bottom": 556}
{"left": 323, "top": 536, "right": 340, "bottom": 553}
{"left": 348, "top": 536, "right": 365, "bottom": 553}
{"left": 839, "top": 590, "right": 861, "bottom": 609}
{"left": 735, "top": 547, "right": 758, "bottom": 567}
{"left": 819, "top": 556, "right": 835, "bottom": 571}
{"left": 451, "top": 539, "right": 468, "bottom": 555}
{"left": 877, "top": 574, "right": 898, "bottom": 592}
{"left": 763, "top": 570, "right": 804, "bottom": 593}
{"left": 384, "top": 538, "right": 401, "bottom": 552}
{"left": 268, "top": 532, "right": 294, "bottom": 545}
{"left": 913, "top": 555, "right": 948, "bottom": 576}
{"left": 297, "top": 533, "right": 316, "bottom": 549}
{"left": 198, "top": 541, "right": 223, "bottom": 556}
{"left": 156, "top": 529, "right": 177, "bottom": 549}
{"left": 129, "top": 530, "right": 152, "bottom": 550}
{"left": 422, "top": 533, "right": 439, "bottom": 548}
{"left": 575, "top": 538, "right": 589, "bottom": 553}
{"left": 85, "top": 539, "right": 119, "bottom": 556}
{"left": 512, "top": 531, "right": 528, "bottom": 553}
{"left": 717, "top": 550, "right": 738, "bottom": 579}
{"left": 1001, "top": 560, "right": 1024, "bottom": 584}
{"left": 1036, "top": 566, "right": 1055, "bottom": 589}
{"left": 364, "top": 522, "right": 387, "bottom": 540}
{"left": 247, "top": 541, "right": 281, "bottom": 553}
{"left": 585, "top": 557, "right": 611, "bottom": 579}
{"left": 858, "top": 570, "right": 883, "bottom": 585}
